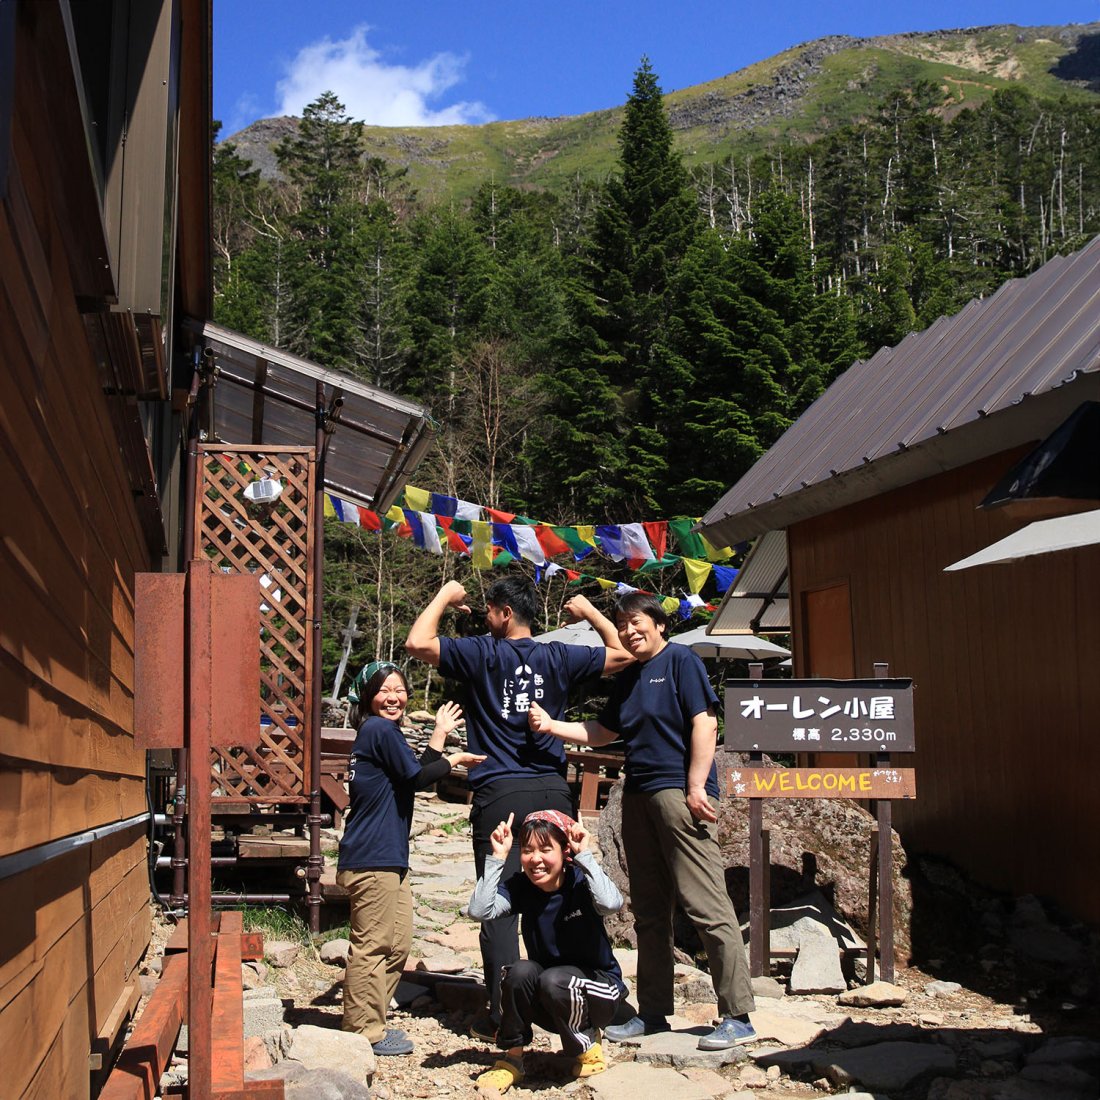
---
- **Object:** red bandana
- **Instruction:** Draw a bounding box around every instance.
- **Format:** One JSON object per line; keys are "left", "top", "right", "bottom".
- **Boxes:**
{"left": 523, "top": 809, "right": 575, "bottom": 834}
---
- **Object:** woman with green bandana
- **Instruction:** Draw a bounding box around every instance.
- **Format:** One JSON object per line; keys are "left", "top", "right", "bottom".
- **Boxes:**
{"left": 338, "top": 661, "right": 485, "bottom": 1056}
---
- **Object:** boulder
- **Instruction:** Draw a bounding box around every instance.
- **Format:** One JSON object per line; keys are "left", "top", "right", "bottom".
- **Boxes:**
{"left": 285, "top": 1068, "right": 372, "bottom": 1099}
{"left": 838, "top": 981, "right": 908, "bottom": 1008}
{"left": 597, "top": 770, "right": 912, "bottom": 962}
{"left": 319, "top": 938, "right": 351, "bottom": 966}
{"left": 264, "top": 940, "right": 300, "bottom": 968}
{"left": 285, "top": 1024, "right": 375, "bottom": 1082}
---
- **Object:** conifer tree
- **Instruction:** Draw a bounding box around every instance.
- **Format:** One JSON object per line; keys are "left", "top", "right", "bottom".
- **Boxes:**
{"left": 537, "top": 58, "right": 701, "bottom": 516}
{"left": 274, "top": 92, "right": 367, "bottom": 367}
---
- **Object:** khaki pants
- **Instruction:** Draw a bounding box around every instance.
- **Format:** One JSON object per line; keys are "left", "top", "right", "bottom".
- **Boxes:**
{"left": 621, "top": 788, "right": 755, "bottom": 1019}
{"left": 337, "top": 869, "right": 412, "bottom": 1042}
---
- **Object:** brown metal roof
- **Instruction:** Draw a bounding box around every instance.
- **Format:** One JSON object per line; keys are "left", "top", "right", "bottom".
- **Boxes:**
{"left": 699, "top": 236, "right": 1100, "bottom": 546}
{"left": 186, "top": 321, "right": 434, "bottom": 511}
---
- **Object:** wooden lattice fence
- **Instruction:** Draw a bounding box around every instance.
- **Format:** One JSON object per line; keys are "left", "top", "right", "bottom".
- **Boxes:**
{"left": 194, "top": 445, "right": 316, "bottom": 803}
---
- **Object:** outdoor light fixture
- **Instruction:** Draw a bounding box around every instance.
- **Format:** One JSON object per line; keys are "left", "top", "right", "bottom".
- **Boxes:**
{"left": 243, "top": 476, "right": 283, "bottom": 503}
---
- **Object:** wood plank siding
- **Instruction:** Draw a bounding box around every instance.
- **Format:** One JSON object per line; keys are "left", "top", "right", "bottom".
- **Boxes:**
{"left": 789, "top": 449, "right": 1100, "bottom": 922}
{"left": 0, "top": 11, "right": 152, "bottom": 1095}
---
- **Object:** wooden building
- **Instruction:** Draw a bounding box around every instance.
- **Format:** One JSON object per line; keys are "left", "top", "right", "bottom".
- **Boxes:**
{"left": 0, "top": 2, "right": 213, "bottom": 1093}
{"left": 700, "top": 237, "right": 1100, "bottom": 926}
{"left": 0, "top": 3, "right": 436, "bottom": 1091}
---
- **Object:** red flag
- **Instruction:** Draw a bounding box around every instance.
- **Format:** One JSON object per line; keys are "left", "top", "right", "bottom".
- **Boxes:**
{"left": 395, "top": 521, "right": 412, "bottom": 538}
{"left": 534, "top": 525, "right": 571, "bottom": 557}
{"left": 358, "top": 507, "right": 382, "bottom": 531}
{"left": 485, "top": 506, "right": 516, "bottom": 523}
{"left": 439, "top": 516, "right": 472, "bottom": 554}
{"left": 643, "top": 520, "right": 668, "bottom": 560}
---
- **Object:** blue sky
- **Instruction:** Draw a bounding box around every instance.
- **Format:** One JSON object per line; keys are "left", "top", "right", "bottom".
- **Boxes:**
{"left": 215, "top": 1, "right": 1100, "bottom": 137}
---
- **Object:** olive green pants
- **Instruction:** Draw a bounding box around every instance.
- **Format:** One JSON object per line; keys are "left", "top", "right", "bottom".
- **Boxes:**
{"left": 338, "top": 869, "right": 412, "bottom": 1042}
{"left": 621, "top": 788, "right": 755, "bottom": 1019}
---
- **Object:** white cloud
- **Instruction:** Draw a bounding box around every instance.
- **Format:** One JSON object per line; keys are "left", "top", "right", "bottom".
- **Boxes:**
{"left": 274, "top": 26, "right": 494, "bottom": 127}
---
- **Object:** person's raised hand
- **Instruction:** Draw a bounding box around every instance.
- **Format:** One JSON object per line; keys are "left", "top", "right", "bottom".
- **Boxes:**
{"left": 527, "top": 700, "right": 553, "bottom": 735}
{"left": 490, "top": 813, "right": 515, "bottom": 860}
{"left": 434, "top": 700, "right": 463, "bottom": 739}
{"left": 441, "top": 580, "right": 470, "bottom": 613}
{"left": 686, "top": 786, "right": 718, "bottom": 823}
{"left": 563, "top": 594, "right": 594, "bottom": 623}
{"left": 567, "top": 820, "right": 590, "bottom": 855}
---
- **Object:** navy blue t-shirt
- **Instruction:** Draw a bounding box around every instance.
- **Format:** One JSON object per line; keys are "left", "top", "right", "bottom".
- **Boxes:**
{"left": 498, "top": 863, "right": 626, "bottom": 990}
{"left": 599, "top": 643, "right": 720, "bottom": 797}
{"left": 438, "top": 636, "right": 605, "bottom": 789}
{"left": 338, "top": 716, "right": 423, "bottom": 871}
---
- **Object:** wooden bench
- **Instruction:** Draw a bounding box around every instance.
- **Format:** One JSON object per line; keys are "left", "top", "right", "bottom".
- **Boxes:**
{"left": 566, "top": 748, "right": 624, "bottom": 815}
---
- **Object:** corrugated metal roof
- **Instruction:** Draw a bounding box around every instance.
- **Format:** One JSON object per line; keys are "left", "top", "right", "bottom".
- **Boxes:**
{"left": 699, "top": 236, "right": 1100, "bottom": 545}
{"left": 709, "top": 530, "right": 789, "bottom": 634}
{"left": 187, "top": 321, "right": 434, "bottom": 511}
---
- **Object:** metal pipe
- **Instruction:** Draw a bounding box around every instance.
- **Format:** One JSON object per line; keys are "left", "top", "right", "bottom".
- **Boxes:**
{"left": 307, "top": 380, "right": 326, "bottom": 934}
{"left": 0, "top": 813, "right": 149, "bottom": 882}
{"left": 156, "top": 856, "right": 246, "bottom": 869}
{"left": 171, "top": 894, "right": 297, "bottom": 905}
{"left": 155, "top": 858, "right": 310, "bottom": 866}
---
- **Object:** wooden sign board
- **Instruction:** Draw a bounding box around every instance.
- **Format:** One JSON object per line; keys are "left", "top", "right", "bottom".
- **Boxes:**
{"left": 726, "top": 766, "right": 916, "bottom": 799}
{"left": 724, "top": 678, "right": 916, "bottom": 753}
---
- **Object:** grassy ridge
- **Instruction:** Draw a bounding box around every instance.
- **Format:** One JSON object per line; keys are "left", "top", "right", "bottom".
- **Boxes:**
{"left": 228, "top": 23, "right": 1100, "bottom": 201}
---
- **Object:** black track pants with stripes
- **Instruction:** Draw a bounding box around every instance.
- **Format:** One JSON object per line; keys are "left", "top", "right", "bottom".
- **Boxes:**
{"left": 496, "top": 960, "right": 627, "bottom": 1056}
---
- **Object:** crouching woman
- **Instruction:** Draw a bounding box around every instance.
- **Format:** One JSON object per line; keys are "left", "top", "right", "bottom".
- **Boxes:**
{"left": 338, "top": 661, "right": 485, "bottom": 1056}
{"left": 468, "top": 809, "right": 627, "bottom": 1092}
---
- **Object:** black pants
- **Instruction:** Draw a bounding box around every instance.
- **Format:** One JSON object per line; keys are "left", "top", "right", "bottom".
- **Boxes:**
{"left": 470, "top": 776, "right": 573, "bottom": 1024}
{"left": 498, "top": 961, "right": 625, "bottom": 1056}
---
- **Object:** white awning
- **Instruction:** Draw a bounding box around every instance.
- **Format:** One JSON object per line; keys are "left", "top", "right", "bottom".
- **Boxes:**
{"left": 944, "top": 509, "right": 1100, "bottom": 571}
{"left": 532, "top": 622, "right": 603, "bottom": 646}
{"left": 669, "top": 626, "right": 790, "bottom": 661}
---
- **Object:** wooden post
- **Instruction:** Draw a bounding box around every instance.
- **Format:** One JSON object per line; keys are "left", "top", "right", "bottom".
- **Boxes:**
{"left": 747, "top": 661, "right": 766, "bottom": 976}
{"left": 866, "top": 826, "right": 879, "bottom": 984}
{"left": 872, "top": 661, "right": 894, "bottom": 983}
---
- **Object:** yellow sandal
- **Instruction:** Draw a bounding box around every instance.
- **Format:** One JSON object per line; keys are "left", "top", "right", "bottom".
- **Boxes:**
{"left": 572, "top": 1040, "right": 607, "bottom": 1078}
{"left": 476, "top": 1058, "right": 525, "bottom": 1092}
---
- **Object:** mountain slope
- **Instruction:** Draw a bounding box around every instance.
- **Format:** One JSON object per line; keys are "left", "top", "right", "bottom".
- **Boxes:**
{"left": 227, "top": 22, "right": 1100, "bottom": 201}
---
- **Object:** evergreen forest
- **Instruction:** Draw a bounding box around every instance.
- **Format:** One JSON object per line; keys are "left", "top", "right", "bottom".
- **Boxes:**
{"left": 211, "top": 61, "right": 1100, "bottom": 691}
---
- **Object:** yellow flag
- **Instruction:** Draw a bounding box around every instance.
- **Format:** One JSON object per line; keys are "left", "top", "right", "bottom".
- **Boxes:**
{"left": 683, "top": 557, "right": 713, "bottom": 594}
{"left": 323, "top": 494, "right": 336, "bottom": 518}
{"left": 386, "top": 505, "right": 404, "bottom": 524}
{"left": 574, "top": 525, "right": 597, "bottom": 548}
{"left": 471, "top": 521, "right": 493, "bottom": 570}
{"left": 700, "top": 534, "right": 732, "bottom": 562}
{"left": 661, "top": 596, "right": 680, "bottom": 615}
{"left": 403, "top": 485, "right": 430, "bottom": 512}
{"left": 596, "top": 577, "right": 617, "bottom": 591}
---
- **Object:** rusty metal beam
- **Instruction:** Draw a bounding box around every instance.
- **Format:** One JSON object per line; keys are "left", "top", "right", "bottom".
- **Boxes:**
{"left": 307, "top": 382, "right": 326, "bottom": 933}
{"left": 187, "top": 560, "right": 215, "bottom": 1098}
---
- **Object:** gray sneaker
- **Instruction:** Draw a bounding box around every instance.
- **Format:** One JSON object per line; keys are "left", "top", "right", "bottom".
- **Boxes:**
{"left": 604, "top": 1015, "right": 670, "bottom": 1043}
{"left": 697, "top": 1016, "right": 756, "bottom": 1050}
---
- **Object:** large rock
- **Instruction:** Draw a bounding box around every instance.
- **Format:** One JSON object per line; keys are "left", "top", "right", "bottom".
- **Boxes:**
{"left": 597, "top": 768, "right": 912, "bottom": 961}
{"left": 286, "top": 1068, "right": 372, "bottom": 1099}
{"left": 588, "top": 1061, "right": 727, "bottom": 1099}
{"left": 286, "top": 1024, "right": 376, "bottom": 1082}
